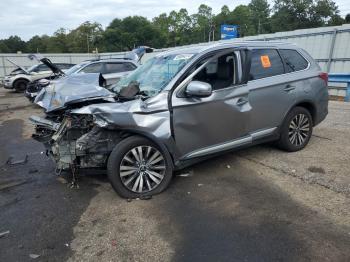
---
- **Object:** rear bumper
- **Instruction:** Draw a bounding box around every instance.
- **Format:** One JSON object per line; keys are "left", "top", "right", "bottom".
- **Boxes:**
{"left": 314, "top": 91, "right": 329, "bottom": 126}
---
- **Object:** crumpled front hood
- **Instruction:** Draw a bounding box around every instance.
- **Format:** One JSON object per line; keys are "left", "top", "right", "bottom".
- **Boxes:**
{"left": 34, "top": 74, "right": 115, "bottom": 112}
{"left": 72, "top": 99, "right": 145, "bottom": 127}
{"left": 71, "top": 92, "right": 170, "bottom": 135}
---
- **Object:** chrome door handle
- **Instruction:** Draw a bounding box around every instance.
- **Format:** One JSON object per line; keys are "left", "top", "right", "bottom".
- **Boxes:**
{"left": 284, "top": 84, "right": 296, "bottom": 92}
{"left": 236, "top": 98, "right": 248, "bottom": 106}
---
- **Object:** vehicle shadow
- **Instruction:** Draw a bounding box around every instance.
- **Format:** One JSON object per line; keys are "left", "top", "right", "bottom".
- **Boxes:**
{"left": 0, "top": 119, "right": 100, "bottom": 262}
{"left": 151, "top": 151, "right": 350, "bottom": 262}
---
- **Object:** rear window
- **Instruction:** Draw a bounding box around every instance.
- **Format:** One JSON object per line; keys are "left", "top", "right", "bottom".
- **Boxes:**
{"left": 279, "top": 49, "right": 309, "bottom": 73}
{"left": 249, "top": 49, "right": 284, "bottom": 80}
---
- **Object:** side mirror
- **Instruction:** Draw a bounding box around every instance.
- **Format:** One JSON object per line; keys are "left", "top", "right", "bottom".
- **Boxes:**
{"left": 185, "top": 81, "right": 212, "bottom": 97}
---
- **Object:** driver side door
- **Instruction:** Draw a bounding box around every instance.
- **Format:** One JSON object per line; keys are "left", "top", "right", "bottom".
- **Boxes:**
{"left": 171, "top": 49, "right": 252, "bottom": 160}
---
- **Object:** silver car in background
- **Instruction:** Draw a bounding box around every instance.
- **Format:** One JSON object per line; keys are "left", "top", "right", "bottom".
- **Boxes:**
{"left": 65, "top": 59, "right": 138, "bottom": 86}
{"left": 30, "top": 41, "right": 328, "bottom": 198}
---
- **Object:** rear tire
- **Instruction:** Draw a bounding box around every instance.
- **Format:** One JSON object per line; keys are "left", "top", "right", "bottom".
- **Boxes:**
{"left": 278, "top": 107, "right": 313, "bottom": 152}
{"left": 107, "top": 136, "right": 173, "bottom": 198}
{"left": 14, "top": 79, "right": 29, "bottom": 92}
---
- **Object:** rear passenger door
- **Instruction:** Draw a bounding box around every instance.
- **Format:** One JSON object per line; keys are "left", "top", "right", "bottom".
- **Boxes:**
{"left": 102, "top": 62, "right": 137, "bottom": 85}
{"left": 246, "top": 48, "right": 297, "bottom": 135}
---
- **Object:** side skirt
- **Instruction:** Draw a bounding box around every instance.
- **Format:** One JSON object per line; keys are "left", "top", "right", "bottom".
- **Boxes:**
{"left": 174, "top": 127, "right": 279, "bottom": 171}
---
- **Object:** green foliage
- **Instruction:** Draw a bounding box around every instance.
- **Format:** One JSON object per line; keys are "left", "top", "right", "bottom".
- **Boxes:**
{"left": 346, "top": 14, "right": 350, "bottom": 23}
{"left": 270, "top": 0, "right": 344, "bottom": 32}
{"left": 0, "top": 0, "right": 346, "bottom": 53}
{"left": 249, "top": 0, "right": 271, "bottom": 34}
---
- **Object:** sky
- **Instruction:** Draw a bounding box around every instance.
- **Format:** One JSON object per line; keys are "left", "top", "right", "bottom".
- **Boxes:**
{"left": 0, "top": 0, "right": 349, "bottom": 41}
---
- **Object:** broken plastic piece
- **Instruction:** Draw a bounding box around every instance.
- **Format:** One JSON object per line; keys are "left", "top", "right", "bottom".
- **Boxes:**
{"left": 0, "top": 230, "right": 10, "bottom": 238}
{"left": 29, "top": 254, "right": 40, "bottom": 259}
{"left": 178, "top": 170, "right": 193, "bottom": 177}
{"left": 6, "top": 155, "right": 28, "bottom": 166}
{"left": 140, "top": 195, "right": 152, "bottom": 200}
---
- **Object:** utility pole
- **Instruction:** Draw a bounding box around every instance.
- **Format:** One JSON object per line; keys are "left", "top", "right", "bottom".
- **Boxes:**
{"left": 258, "top": 19, "right": 261, "bottom": 35}
{"left": 87, "top": 34, "right": 90, "bottom": 53}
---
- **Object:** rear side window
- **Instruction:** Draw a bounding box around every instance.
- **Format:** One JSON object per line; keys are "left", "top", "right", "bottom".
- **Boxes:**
{"left": 279, "top": 49, "right": 309, "bottom": 73}
{"left": 249, "top": 49, "right": 284, "bottom": 80}
{"left": 104, "top": 62, "right": 136, "bottom": 74}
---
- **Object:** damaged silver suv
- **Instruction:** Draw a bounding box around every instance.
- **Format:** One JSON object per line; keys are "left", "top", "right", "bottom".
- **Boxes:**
{"left": 30, "top": 42, "right": 328, "bottom": 198}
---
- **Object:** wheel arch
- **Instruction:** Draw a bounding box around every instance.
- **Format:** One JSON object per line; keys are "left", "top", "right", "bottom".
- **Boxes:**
{"left": 13, "top": 77, "right": 30, "bottom": 89}
{"left": 111, "top": 129, "right": 176, "bottom": 169}
{"left": 13, "top": 77, "right": 30, "bottom": 85}
{"left": 283, "top": 100, "right": 317, "bottom": 126}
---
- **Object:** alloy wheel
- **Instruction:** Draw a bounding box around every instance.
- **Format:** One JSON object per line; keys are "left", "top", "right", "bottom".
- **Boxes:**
{"left": 119, "top": 145, "right": 166, "bottom": 193}
{"left": 288, "top": 113, "right": 310, "bottom": 146}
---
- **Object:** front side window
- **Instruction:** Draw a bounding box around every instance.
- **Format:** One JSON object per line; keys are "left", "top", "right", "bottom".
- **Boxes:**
{"left": 80, "top": 63, "right": 102, "bottom": 74}
{"left": 249, "top": 49, "right": 284, "bottom": 80}
{"left": 279, "top": 49, "right": 309, "bottom": 73}
{"left": 112, "top": 53, "right": 195, "bottom": 97}
{"left": 192, "top": 53, "right": 235, "bottom": 90}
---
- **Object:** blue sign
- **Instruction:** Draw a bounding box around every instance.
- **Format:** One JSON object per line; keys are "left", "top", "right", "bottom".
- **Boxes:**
{"left": 221, "top": 25, "right": 238, "bottom": 40}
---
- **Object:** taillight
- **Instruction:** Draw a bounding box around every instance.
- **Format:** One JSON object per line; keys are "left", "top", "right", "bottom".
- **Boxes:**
{"left": 319, "top": 72, "right": 328, "bottom": 85}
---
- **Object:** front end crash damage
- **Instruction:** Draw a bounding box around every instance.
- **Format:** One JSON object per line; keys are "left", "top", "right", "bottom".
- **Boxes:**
{"left": 34, "top": 74, "right": 115, "bottom": 113}
{"left": 29, "top": 94, "right": 173, "bottom": 173}
{"left": 31, "top": 114, "right": 122, "bottom": 171}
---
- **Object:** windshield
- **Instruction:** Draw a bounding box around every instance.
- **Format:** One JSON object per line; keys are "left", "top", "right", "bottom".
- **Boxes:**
{"left": 65, "top": 62, "right": 89, "bottom": 75}
{"left": 112, "top": 53, "right": 195, "bottom": 96}
{"left": 27, "top": 65, "right": 38, "bottom": 72}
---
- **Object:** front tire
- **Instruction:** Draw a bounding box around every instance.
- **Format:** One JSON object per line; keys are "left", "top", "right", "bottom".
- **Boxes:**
{"left": 107, "top": 136, "right": 173, "bottom": 198}
{"left": 278, "top": 107, "right": 313, "bottom": 152}
{"left": 14, "top": 79, "right": 29, "bottom": 92}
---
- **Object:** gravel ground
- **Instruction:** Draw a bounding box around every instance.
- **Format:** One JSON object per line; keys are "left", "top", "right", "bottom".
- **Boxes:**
{"left": 0, "top": 88, "right": 349, "bottom": 262}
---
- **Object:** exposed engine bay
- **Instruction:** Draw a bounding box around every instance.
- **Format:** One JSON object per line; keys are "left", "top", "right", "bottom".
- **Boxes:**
{"left": 31, "top": 114, "right": 125, "bottom": 173}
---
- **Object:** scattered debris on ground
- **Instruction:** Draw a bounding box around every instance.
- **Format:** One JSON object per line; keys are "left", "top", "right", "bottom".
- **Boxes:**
{"left": 0, "top": 230, "right": 10, "bottom": 238}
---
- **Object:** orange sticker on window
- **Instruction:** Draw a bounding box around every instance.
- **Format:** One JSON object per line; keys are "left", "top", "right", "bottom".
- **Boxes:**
{"left": 260, "top": 55, "right": 271, "bottom": 68}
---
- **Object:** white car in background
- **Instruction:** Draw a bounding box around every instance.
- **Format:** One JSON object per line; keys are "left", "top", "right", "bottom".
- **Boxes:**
{"left": 2, "top": 60, "right": 74, "bottom": 92}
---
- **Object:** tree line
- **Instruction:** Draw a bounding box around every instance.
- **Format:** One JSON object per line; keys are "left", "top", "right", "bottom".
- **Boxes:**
{"left": 1, "top": 0, "right": 349, "bottom": 53}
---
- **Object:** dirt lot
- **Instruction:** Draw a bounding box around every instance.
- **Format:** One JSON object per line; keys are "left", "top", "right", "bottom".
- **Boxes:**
{"left": 0, "top": 88, "right": 349, "bottom": 262}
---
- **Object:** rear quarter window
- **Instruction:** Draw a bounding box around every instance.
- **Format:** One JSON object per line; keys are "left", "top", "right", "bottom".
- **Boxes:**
{"left": 249, "top": 49, "right": 284, "bottom": 80}
{"left": 279, "top": 49, "right": 309, "bottom": 73}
